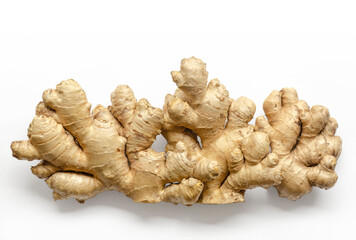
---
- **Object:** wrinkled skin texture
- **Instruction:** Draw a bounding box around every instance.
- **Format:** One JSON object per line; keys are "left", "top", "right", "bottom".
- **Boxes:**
{"left": 11, "top": 57, "right": 342, "bottom": 205}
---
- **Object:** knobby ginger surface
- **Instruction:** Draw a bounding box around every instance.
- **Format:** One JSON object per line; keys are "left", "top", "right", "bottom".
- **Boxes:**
{"left": 11, "top": 57, "right": 342, "bottom": 205}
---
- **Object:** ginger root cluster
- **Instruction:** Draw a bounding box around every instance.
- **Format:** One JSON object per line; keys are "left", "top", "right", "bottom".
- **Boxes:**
{"left": 11, "top": 57, "right": 342, "bottom": 205}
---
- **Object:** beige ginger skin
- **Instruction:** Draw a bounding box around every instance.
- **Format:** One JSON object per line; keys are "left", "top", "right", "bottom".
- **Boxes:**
{"left": 11, "top": 57, "right": 342, "bottom": 205}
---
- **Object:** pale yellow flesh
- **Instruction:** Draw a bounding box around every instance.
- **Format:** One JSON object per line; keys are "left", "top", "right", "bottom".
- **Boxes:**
{"left": 10, "top": 57, "right": 342, "bottom": 205}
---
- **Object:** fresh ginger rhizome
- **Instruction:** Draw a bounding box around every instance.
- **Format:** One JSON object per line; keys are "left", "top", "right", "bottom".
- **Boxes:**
{"left": 11, "top": 57, "right": 342, "bottom": 205}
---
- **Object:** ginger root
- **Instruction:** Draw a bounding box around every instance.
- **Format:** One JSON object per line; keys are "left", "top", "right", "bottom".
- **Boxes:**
{"left": 11, "top": 57, "right": 342, "bottom": 205}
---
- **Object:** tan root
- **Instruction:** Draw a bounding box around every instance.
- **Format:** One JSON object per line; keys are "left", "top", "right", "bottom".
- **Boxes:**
{"left": 11, "top": 57, "right": 342, "bottom": 205}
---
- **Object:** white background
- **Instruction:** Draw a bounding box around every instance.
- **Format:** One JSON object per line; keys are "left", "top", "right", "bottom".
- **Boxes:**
{"left": 1, "top": 1, "right": 355, "bottom": 240}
